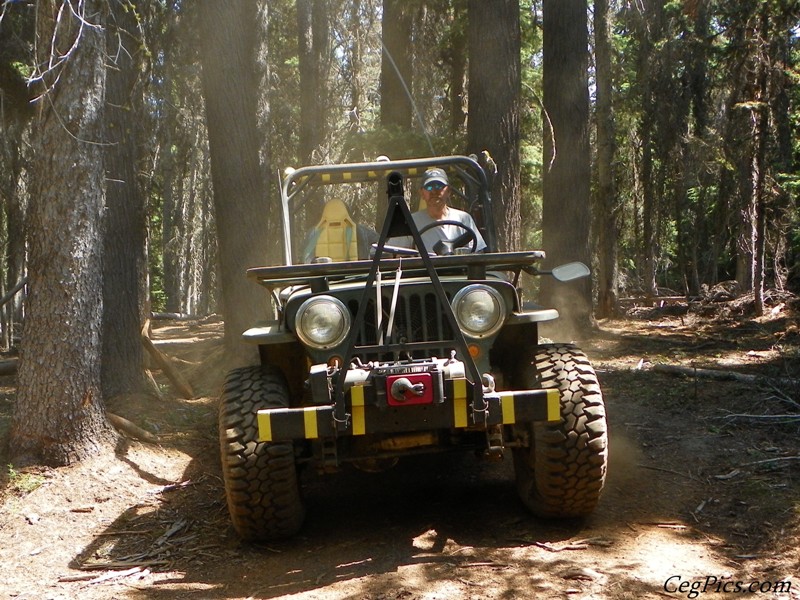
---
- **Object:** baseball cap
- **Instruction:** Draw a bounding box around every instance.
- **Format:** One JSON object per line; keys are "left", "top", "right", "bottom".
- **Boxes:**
{"left": 421, "top": 168, "right": 448, "bottom": 188}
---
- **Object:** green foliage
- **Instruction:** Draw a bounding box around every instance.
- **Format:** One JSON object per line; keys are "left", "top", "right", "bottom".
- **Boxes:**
{"left": 6, "top": 465, "right": 45, "bottom": 496}
{"left": 10, "top": 60, "right": 31, "bottom": 79}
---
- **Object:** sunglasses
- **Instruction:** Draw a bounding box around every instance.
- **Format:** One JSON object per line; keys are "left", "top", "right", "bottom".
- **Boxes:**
{"left": 423, "top": 182, "right": 446, "bottom": 191}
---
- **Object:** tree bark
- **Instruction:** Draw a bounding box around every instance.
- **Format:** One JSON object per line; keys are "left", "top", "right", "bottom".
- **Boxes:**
{"left": 539, "top": 0, "right": 592, "bottom": 336}
{"left": 297, "top": 0, "right": 330, "bottom": 164}
{"left": 0, "top": 20, "right": 32, "bottom": 351}
{"left": 768, "top": 12, "right": 794, "bottom": 292}
{"left": 255, "top": 1, "right": 281, "bottom": 265}
{"left": 467, "top": 0, "right": 522, "bottom": 252}
{"left": 347, "top": 0, "right": 364, "bottom": 135}
{"left": 199, "top": 0, "right": 271, "bottom": 366}
{"left": 593, "top": 0, "right": 619, "bottom": 318}
{"left": 102, "top": 0, "right": 149, "bottom": 398}
{"left": 636, "top": 2, "right": 659, "bottom": 297}
{"left": 446, "top": 0, "right": 467, "bottom": 138}
{"left": 11, "top": 0, "right": 116, "bottom": 465}
{"left": 751, "top": 8, "right": 770, "bottom": 316}
{"left": 380, "top": 0, "right": 413, "bottom": 130}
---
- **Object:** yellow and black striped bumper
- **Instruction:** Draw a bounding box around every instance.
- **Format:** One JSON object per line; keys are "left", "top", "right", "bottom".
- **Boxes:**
{"left": 257, "top": 385, "right": 560, "bottom": 443}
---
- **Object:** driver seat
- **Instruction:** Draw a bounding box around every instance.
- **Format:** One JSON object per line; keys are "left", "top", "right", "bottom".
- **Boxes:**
{"left": 310, "top": 199, "right": 358, "bottom": 262}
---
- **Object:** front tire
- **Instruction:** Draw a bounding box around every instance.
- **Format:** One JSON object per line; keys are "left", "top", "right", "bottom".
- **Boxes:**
{"left": 219, "top": 365, "right": 305, "bottom": 541}
{"left": 512, "top": 344, "right": 608, "bottom": 518}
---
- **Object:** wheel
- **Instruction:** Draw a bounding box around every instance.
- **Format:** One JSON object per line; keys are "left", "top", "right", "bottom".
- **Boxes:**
{"left": 418, "top": 219, "right": 478, "bottom": 254}
{"left": 218, "top": 365, "right": 305, "bottom": 541}
{"left": 511, "top": 344, "right": 608, "bottom": 518}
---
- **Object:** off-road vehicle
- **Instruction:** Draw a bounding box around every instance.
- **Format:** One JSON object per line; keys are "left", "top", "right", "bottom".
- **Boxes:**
{"left": 219, "top": 155, "right": 608, "bottom": 541}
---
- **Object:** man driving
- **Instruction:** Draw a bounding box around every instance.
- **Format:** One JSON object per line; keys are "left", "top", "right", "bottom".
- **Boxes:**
{"left": 392, "top": 168, "right": 487, "bottom": 254}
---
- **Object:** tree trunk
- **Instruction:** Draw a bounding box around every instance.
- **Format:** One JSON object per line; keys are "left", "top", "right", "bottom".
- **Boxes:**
{"left": 297, "top": 0, "right": 330, "bottom": 232}
{"left": 0, "top": 146, "right": 26, "bottom": 352}
{"left": 297, "top": 0, "right": 329, "bottom": 164}
{"left": 199, "top": 0, "right": 271, "bottom": 366}
{"left": 161, "top": 128, "right": 182, "bottom": 313}
{"left": 593, "top": 0, "right": 619, "bottom": 318}
{"left": 0, "top": 35, "right": 32, "bottom": 351}
{"left": 347, "top": 0, "right": 364, "bottom": 136}
{"left": 539, "top": 0, "right": 592, "bottom": 337}
{"left": 255, "top": 1, "right": 281, "bottom": 265}
{"left": 380, "top": 0, "right": 413, "bottom": 130}
{"left": 720, "top": 7, "right": 759, "bottom": 294}
{"left": 102, "top": 0, "right": 149, "bottom": 398}
{"left": 467, "top": 0, "right": 522, "bottom": 252}
{"left": 447, "top": 0, "right": 467, "bottom": 138}
{"left": 713, "top": 14, "right": 753, "bottom": 293}
{"left": 11, "top": 0, "right": 116, "bottom": 466}
{"left": 751, "top": 8, "right": 770, "bottom": 316}
{"left": 636, "top": 3, "right": 659, "bottom": 297}
{"left": 768, "top": 14, "right": 794, "bottom": 292}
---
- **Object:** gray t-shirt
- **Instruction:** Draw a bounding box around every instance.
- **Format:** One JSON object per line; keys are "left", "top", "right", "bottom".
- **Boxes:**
{"left": 390, "top": 208, "right": 487, "bottom": 253}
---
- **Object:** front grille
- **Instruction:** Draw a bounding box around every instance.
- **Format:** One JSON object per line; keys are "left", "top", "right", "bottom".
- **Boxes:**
{"left": 346, "top": 289, "right": 454, "bottom": 361}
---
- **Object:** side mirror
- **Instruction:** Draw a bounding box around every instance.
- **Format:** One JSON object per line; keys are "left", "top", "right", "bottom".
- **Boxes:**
{"left": 551, "top": 262, "right": 590, "bottom": 282}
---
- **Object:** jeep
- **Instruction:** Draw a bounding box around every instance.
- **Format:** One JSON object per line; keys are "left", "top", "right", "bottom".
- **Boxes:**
{"left": 218, "top": 154, "right": 608, "bottom": 541}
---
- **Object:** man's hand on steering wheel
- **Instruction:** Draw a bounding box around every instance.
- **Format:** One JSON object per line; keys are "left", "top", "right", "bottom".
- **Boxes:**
{"left": 417, "top": 220, "right": 478, "bottom": 255}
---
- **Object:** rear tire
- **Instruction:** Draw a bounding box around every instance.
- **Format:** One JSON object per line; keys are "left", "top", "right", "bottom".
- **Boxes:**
{"left": 219, "top": 365, "right": 305, "bottom": 541}
{"left": 512, "top": 344, "right": 608, "bottom": 518}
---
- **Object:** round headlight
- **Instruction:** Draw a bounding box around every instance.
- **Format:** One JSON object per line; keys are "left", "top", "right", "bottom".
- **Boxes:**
{"left": 451, "top": 285, "right": 506, "bottom": 338}
{"left": 294, "top": 296, "right": 351, "bottom": 348}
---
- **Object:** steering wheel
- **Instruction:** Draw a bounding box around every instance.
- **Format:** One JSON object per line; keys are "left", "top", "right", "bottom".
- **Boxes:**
{"left": 417, "top": 220, "right": 478, "bottom": 255}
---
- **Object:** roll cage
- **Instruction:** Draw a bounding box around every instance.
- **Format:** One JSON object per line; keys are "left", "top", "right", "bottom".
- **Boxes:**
{"left": 278, "top": 155, "right": 498, "bottom": 265}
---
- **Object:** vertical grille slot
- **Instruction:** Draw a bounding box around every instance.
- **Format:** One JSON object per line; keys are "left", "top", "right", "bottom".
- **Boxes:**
{"left": 345, "top": 287, "right": 453, "bottom": 361}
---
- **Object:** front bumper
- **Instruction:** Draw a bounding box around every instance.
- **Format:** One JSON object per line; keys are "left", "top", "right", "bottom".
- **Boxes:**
{"left": 257, "top": 377, "right": 560, "bottom": 443}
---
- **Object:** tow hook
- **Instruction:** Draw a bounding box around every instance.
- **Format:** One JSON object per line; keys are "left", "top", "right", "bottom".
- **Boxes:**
{"left": 390, "top": 377, "right": 425, "bottom": 402}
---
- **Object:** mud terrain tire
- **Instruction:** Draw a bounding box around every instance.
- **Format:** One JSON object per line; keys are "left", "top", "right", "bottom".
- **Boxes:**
{"left": 219, "top": 365, "right": 305, "bottom": 541}
{"left": 512, "top": 344, "right": 608, "bottom": 518}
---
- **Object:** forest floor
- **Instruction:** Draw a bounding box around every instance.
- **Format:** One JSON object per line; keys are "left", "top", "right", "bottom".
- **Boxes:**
{"left": 1, "top": 295, "right": 799, "bottom": 600}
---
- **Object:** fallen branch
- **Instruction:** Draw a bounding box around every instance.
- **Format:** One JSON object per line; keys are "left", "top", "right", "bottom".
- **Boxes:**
{"left": 107, "top": 412, "right": 160, "bottom": 444}
{"left": 765, "top": 382, "right": 800, "bottom": 411}
{"left": 740, "top": 456, "right": 800, "bottom": 467}
{"left": 58, "top": 573, "right": 99, "bottom": 583}
{"left": 714, "top": 469, "right": 741, "bottom": 480}
{"left": 147, "top": 480, "right": 193, "bottom": 494}
{"left": 637, "top": 464, "right": 698, "bottom": 482}
{"left": 510, "top": 537, "right": 612, "bottom": 550}
{"left": 721, "top": 413, "right": 800, "bottom": 423}
{"left": 534, "top": 541, "right": 588, "bottom": 552}
{"left": 653, "top": 363, "right": 797, "bottom": 387}
{"left": 141, "top": 319, "right": 194, "bottom": 399}
{"left": 79, "top": 559, "right": 166, "bottom": 571}
{"left": 653, "top": 363, "right": 758, "bottom": 383}
{"left": 144, "top": 369, "right": 165, "bottom": 400}
{"left": 640, "top": 522, "right": 689, "bottom": 530}
{"left": 619, "top": 295, "right": 696, "bottom": 306}
{"left": 84, "top": 566, "right": 144, "bottom": 585}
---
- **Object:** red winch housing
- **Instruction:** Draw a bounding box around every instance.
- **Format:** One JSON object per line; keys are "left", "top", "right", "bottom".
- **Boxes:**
{"left": 386, "top": 373, "right": 434, "bottom": 406}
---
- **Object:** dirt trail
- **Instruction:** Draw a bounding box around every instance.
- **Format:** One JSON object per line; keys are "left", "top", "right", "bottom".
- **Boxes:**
{"left": 0, "top": 313, "right": 798, "bottom": 599}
